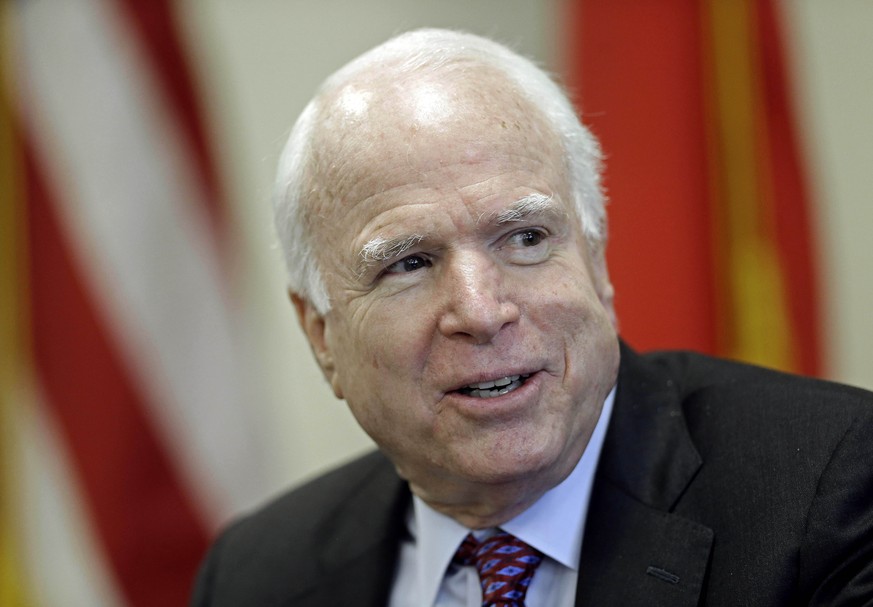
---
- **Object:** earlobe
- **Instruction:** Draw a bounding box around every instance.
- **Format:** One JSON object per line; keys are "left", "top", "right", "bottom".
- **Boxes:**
{"left": 291, "top": 292, "right": 344, "bottom": 399}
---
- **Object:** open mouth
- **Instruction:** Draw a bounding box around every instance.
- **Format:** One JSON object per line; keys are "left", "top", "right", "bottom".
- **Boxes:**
{"left": 456, "top": 374, "right": 531, "bottom": 399}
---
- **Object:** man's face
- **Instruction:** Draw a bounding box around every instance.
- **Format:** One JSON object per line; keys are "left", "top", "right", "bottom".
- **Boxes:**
{"left": 297, "top": 72, "right": 619, "bottom": 509}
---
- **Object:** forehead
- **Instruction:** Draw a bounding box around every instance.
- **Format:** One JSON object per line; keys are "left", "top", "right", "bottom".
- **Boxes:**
{"left": 307, "top": 64, "right": 567, "bottom": 215}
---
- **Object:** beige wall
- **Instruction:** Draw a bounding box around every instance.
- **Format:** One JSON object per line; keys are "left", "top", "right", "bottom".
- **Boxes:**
{"left": 787, "top": 0, "right": 873, "bottom": 394}
{"left": 179, "top": 1, "right": 872, "bottom": 495}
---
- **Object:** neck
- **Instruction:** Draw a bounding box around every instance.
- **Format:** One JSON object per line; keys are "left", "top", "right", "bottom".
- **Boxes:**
{"left": 416, "top": 489, "right": 542, "bottom": 529}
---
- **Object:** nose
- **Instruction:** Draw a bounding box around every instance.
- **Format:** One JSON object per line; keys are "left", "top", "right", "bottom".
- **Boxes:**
{"left": 436, "top": 252, "right": 520, "bottom": 344}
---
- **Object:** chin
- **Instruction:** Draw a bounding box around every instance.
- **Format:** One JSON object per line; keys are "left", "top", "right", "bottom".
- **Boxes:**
{"left": 450, "top": 437, "right": 569, "bottom": 487}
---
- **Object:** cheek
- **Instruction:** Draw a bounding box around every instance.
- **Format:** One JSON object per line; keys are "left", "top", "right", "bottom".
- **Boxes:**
{"left": 565, "top": 303, "right": 619, "bottom": 401}
{"left": 338, "top": 305, "right": 444, "bottom": 446}
{"left": 526, "top": 266, "right": 602, "bottom": 322}
{"left": 329, "top": 303, "right": 434, "bottom": 409}
{"left": 531, "top": 270, "right": 618, "bottom": 374}
{"left": 354, "top": 298, "right": 435, "bottom": 370}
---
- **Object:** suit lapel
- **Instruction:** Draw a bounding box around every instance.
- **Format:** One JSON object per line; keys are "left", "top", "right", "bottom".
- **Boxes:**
{"left": 576, "top": 343, "right": 713, "bottom": 605}
{"left": 293, "top": 453, "right": 410, "bottom": 607}
{"left": 577, "top": 479, "right": 713, "bottom": 605}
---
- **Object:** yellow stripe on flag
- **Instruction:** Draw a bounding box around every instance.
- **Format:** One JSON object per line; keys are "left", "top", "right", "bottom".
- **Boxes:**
{"left": 704, "top": 0, "right": 796, "bottom": 371}
{"left": 0, "top": 3, "right": 35, "bottom": 605}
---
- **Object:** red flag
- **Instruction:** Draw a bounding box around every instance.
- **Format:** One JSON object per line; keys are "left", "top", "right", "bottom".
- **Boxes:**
{"left": 565, "top": 0, "right": 822, "bottom": 375}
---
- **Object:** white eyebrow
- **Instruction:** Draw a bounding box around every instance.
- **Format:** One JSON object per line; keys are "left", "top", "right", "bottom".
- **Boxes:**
{"left": 355, "top": 194, "right": 560, "bottom": 276}
{"left": 358, "top": 233, "right": 426, "bottom": 273}
{"left": 492, "top": 193, "right": 561, "bottom": 224}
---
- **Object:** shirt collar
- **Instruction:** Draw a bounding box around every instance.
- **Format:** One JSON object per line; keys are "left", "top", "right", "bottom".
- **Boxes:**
{"left": 410, "top": 386, "right": 617, "bottom": 606}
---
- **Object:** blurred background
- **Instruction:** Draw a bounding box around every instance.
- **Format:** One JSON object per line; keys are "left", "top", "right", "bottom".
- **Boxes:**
{"left": 2, "top": 0, "right": 871, "bottom": 605}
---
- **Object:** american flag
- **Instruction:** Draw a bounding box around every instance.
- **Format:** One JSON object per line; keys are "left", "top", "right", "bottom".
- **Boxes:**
{"left": 2, "top": 1, "right": 266, "bottom": 604}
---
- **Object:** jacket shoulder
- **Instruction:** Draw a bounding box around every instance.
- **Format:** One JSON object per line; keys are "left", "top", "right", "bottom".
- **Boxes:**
{"left": 611, "top": 345, "right": 873, "bottom": 604}
{"left": 192, "top": 450, "right": 408, "bottom": 606}
{"left": 636, "top": 346, "right": 873, "bottom": 410}
{"left": 244, "top": 449, "right": 399, "bottom": 532}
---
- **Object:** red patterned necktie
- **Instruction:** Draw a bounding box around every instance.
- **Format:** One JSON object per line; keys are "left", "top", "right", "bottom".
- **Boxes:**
{"left": 452, "top": 531, "right": 544, "bottom": 607}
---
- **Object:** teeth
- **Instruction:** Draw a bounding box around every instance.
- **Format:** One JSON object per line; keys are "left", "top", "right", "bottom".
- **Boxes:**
{"left": 461, "top": 374, "right": 529, "bottom": 398}
{"left": 468, "top": 375, "right": 519, "bottom": 390}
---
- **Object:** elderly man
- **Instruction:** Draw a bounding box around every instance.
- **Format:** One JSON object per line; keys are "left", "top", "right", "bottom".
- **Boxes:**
{"left": 192, "top": 30, "right": 873, "bottom": 606}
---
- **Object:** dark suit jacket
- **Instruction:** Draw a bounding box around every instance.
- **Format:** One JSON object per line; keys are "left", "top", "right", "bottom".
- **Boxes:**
{"left": 191, "top": 344, "right": 873, "bottom": 606}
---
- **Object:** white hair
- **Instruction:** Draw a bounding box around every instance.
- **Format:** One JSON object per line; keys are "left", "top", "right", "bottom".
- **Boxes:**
{"left": 273, "top": 28, "right": 606, "bottom": 313}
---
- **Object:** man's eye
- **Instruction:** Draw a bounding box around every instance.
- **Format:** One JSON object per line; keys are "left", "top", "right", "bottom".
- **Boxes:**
{"left": 507, "top": 229, "right": 547, "bottom": 248}
{"left": 502, "top": 228, "right": 550, "bottom": 264}
{"left": 516, "top": 230, "right": 545, "bottom": 247}
{"left": 384, "top": 254, "right": 431, "bottom": 274}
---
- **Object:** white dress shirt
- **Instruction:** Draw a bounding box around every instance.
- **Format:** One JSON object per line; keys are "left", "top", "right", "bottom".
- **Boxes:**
{"left": 388, "top": 387, "right": 616, "bottom": 606}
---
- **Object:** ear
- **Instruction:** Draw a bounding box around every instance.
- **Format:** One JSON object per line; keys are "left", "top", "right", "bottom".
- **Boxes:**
{"left": 590, "top": 248, "right": 618, "bottom": 330}
{"left": 291, "top": 292, "right": 344, "bottom": 399}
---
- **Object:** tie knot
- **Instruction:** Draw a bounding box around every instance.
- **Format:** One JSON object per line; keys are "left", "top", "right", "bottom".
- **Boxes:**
{"left": 453, "top": 532, "right": 543, "bottom": 607}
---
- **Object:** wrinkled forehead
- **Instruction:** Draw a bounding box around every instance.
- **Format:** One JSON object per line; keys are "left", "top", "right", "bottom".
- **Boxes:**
{"left": 304, "top": 64, "right": 565, "bottom": 213}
